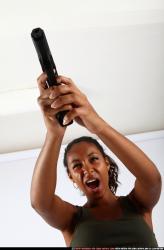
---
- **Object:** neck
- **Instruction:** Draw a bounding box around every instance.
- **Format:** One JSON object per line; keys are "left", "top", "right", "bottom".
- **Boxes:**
{"left": 85, "top": 188, "right": 118, "bottom": 208}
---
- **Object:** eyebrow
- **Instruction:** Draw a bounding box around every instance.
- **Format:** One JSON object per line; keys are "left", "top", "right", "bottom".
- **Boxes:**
{"left": 71, "top": 152, "right": 98, "bottom": 164}
{"left": 71, "top": 159, "right": 80, "bottom": 164}
{"left": 88, "top": 152, "right": 97, "bottom": 157}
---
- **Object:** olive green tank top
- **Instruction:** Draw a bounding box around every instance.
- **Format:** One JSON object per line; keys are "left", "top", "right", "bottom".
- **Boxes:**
{"left": 70, "top": 195, "right": 158, "bottom": 247}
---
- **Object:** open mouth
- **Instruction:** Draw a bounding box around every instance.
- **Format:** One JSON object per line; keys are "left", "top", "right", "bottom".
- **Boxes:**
{"left": 85, "top": 178, "right": 100, "bottom": 189}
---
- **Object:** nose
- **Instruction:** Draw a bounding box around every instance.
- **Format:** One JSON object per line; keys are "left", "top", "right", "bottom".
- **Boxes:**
{"left": 81, "top": 162, "right": 94, "bottom": 176}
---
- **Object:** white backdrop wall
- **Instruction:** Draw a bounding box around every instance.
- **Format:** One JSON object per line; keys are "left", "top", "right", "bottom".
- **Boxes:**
{"left": 0, "top": 130, "right": 163, "bottom": 247}
{"left": 0, "top": 1, "right": 164, "bottom": 154}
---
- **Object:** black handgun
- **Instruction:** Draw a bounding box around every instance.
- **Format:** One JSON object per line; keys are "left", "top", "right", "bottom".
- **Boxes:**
{"left": 31, "top": 27, "right": 73, "bottom": 127}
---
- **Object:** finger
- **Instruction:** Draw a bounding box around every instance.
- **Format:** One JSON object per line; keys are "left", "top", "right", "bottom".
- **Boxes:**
{"left": 49, "top": 84, "right": 71, "bottom": 100}
{"left": 37, "top": 95, "right": 53, "bottom": 109}
{"left": 46, "top": 104, "right": 73, "bottom": 117}
{"left": 57, "top": 75, "right": 75, "bottom": 86}
{"left": 50, "top": 93, "right": 82, "bottom": 109}
{"left": 57, "top": 76, "right": 82, "bottom": 96}
{"left": 37, "top": 73, "right": 48, "bottom": 94}
{"left": 63, "top": 109, "right": 79, "bottom": 125}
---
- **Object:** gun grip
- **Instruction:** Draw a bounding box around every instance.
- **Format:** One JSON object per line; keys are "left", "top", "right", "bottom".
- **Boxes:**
{"left": 56, "top": 110, "right": 73, "bottom": 127}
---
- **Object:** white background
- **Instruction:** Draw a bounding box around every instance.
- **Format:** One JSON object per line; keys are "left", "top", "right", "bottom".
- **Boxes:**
{"left": 0, "top": 0, "right": 163, "bottom": 247}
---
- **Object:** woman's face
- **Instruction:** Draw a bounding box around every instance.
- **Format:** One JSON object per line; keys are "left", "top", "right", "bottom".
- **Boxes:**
{"left": 67, "top": 141, "right": 110, "bottom": 199}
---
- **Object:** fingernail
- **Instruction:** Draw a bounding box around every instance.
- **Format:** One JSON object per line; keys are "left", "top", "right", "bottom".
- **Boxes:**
{"left": 49, "top": 94, "right": 55, "bottom": 99}
{"left": 51, "top": 104, "right": 56, "bottom": 108}
{"left": 63, "top": 117, "right": 68, "bottom": 125}
{"left": 57, "top": 78, "right": 61, "bottom": 84}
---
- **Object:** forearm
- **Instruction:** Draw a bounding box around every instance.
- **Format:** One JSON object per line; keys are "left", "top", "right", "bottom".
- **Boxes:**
{"left": 30, "top": 132, "right": 64, "bottom": 210}
{"left": 96, "top": 119, "right": 161, "bottom": 186}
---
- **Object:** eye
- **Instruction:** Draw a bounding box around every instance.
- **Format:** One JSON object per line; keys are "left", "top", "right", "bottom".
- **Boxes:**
{"left": 90, "top": 156, "right": 99, "bottom": 163}
{"left": 73, "top": 163, "right": 82, "bottom": 169}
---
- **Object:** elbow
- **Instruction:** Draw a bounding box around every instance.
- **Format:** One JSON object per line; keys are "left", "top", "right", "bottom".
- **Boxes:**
{"left": 141, "top": 164, "right": 162, "bottom": 189}
{"left": 158, "top": 172, "right": 162, "bottom": 182}
{"left": 30, "top": 191, "right": 44, "bottom": 211}
{"left": 30, "top": 197, "right": 39, "bottom": 211}
{"left": 149, "top": 163, "right": 162, "bottom": 186}
{"left": 157, "top": 172, "right": 162, "bottom": 189}
{"left": 30, "top": 200, "right": 46, "bottom": 213}
{"left": 151, "top": 170, "right": 162, "bottom": 195}
{"left": 30, "top": 191, "right": 37, "bottom": 210}
{"left": 30, "top": 200, "right": 38, "bottom": 210}
{"left": 153, "top": 167, "right": 162, "bottom": 186}
{"left": 30, "top": 193, "right": 42, "bottom": 211}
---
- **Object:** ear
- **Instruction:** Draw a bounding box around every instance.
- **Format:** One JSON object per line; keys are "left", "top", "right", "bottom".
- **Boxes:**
{"left": 105, "top": 157, "right": 110, "bottom": 170}
{"left": 68, "top": 172, "right": 73, "bottom": 181}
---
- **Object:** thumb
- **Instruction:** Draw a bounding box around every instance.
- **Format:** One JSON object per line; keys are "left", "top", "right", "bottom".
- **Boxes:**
{"left": 37, "top": 73, "right": 48, "bottom": 95}
{"left": 63, "top": 109, "right": 79, "bottom": 125}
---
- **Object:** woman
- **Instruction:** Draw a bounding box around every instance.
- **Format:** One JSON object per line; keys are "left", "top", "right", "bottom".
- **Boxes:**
{"left": 30, "top": 73, "right": 162, "bottom": 247}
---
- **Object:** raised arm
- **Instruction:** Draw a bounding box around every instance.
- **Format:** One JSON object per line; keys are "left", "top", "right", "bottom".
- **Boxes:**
{"left": 30, "top": 73, "right": 77, "bottom": 232}
{"left": 96, "top": 123, "right": 162, "bottom": 210}
{"left": 52, "top": 76, "right": 162, "bottom": 212}
{"left": 31, "top": 132, "right": 63, "bottom": 211}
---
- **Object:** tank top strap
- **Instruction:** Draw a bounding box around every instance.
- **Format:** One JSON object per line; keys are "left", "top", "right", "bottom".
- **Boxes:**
{"left": 75, "top": 205, "right": 91, "bottom": 222}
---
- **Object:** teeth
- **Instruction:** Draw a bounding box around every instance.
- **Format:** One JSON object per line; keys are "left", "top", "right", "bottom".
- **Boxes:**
{"left": 86, "top": 179, "right": 97, "bottom": 184}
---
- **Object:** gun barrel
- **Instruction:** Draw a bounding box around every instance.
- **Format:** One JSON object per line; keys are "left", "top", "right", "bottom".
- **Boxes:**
{"left": 31, "top": 28, "right": 58, "bottom": 87}
{"left": 31, "top": 27, "right": 73, "bottom": 126}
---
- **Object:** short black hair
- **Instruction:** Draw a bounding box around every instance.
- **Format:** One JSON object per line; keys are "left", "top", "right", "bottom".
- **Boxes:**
{"left": 63, "top": 136, "right": 121, "bottom": 194}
